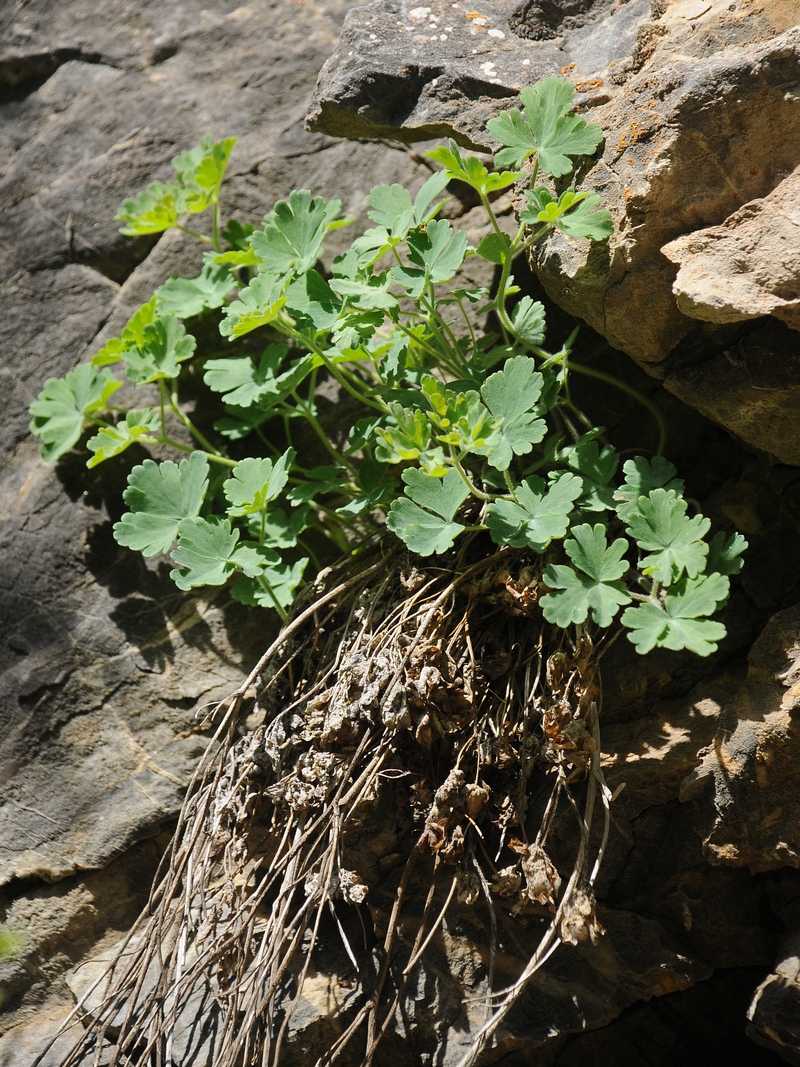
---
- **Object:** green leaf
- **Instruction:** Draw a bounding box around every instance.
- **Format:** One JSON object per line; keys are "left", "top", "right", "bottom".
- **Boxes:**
{"left": 285, "top": 269, "right": 342, "bottom": 330}
{"left": 231, "top": 557, "right": 308, "bottom": 611}
{"left": 92, "top": 298, "right": 160, "bottom": 367}
{"left": 707, "top": 530, "right": 748, "bottom": 576}
{"left": 223, "top": 450, "right": 295, "bottom": 515}
{"left": 287, "top": 465, "right": 348, "bottom": 505}
{"left": 86, "top": 409, "right": 160, "bottom": 468}
{"left": 625, "top": 488, "right": 710, "bottom": 584}
{"left": 521, "top": 187, "right": 611, "bottom": 241}
{"left": 413, "top": 170, "right": 450, "bottom": 221}
{"left": 486, "top": 472, "right": 582, "bottom": 550}
{"left": 251, "top": 189, "right": 341, "bottom": 275}
{"left": 155, "top": 254, "right": 235, "bottom": 318}
{"left": 401, "top": 467, "right": 468, "bottom": 521}
{"left": 476, "top": 232, "right": 513, "bottom": 264}
{"left": 622, "top": 573, "right": 730, "bottom": 656}
{"left": 541, "top": 523, "right": 632, "bottom": 627}
{"left": 330, "top": 274, "right": 397, "bottom": 312}
{"left": 203, "top": 344, "right": 288, "bottom": 407}
{"left": 367, "top": 183, "right": 415, "bottom": 239}
{"left": 510, "top": 296, "right": 546, "bottom": 349}
{"left": 480, "top": 355, "right": 547, "bottom": 470}
{"left": 245, "top": 505, "right": 309, "bottom": 548}
{"left": 614, "top": 456, "right": 684, "bottom": 522}
{"left": 116, "top": 182, "right": 182, "bottom": 235}
{"left": 426, "top": 140, "right": 521, "bottom": 195}
{"left": 558, "top": 438, "right": 619, "bottom": 511}
{"left": 220, "top": 273, "right": 288, "bottom": 338}
{"left": 394, "top": 219, "right": 469, "bottom": 296}
{"left": 29, "top": 364, "right": 123, "bottom": 462}
{"left": 387, "top": 469, "right": 469, "bottom": 557}
{"left": 122, "top": 315, "right": 197, "bottom": 384}
{"left": 486, "top": 77, "right": 604, "bottom": 176}
{"left": 169, "top": 516, "right": 263, "bottom": 590}
{"left": 113, "top": 452, "right": 209, "bottom": 557}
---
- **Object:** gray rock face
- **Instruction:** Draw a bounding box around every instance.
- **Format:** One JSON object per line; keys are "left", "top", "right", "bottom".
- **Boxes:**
{"left": 310, "top": 0, "right": 800, "bottom": 465}
{"left": 2, "top": 0, "right": 800, "bottom": 1063}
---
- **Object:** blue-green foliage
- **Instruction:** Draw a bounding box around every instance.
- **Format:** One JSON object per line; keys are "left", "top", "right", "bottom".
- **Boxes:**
{"left": 29, "top": 80, "right": 745, "bottom": 649}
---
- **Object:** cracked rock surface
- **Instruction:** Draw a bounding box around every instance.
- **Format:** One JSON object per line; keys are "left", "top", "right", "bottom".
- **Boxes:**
{"left": 1, "top": 0, "right": 800, "bottom": 1064}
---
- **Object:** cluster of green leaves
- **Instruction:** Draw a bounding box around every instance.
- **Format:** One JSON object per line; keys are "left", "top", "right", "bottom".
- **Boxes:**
{"left": 29, "top": 78, "right": 745, "bottom": 651}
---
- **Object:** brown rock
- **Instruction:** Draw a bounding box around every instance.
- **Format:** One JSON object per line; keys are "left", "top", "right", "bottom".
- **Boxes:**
{"left": 662, "top": 167, "right": 800, "bottom": 331}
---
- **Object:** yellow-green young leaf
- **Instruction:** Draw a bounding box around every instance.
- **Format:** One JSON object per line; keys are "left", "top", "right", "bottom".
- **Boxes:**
{"left": 116, "top": 182, "right": 183, "bottom": 235}
{"left": 223, "top": 450, "right": 295, "bottom": 516}
{"left": 220, "top": 273, "right": 288, "bottom": 339}
{"left": 426, "top": 140, "right": 521, "bottom": 195}
{"left": 86, "top": 409, "right": 160, "bottom": 468}
{"left": 122, "top": 316, "right": 197, "bottom": 385}
{"left": 113, "top": 452, "right": 209, "bottom": 557}
{"left": 29, "top": 365, "right": 123, "bottom": 462}
{"left": 92, "top": 298, "right": 160, "bottom": 367}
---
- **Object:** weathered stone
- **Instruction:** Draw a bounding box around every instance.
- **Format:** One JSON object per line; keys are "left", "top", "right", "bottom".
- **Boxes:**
{"left": 662, "top": 167, "right": 800, "bottom": 332}
{"left": 748, "top": 932, "right": 800, "bottom": 1065}
{"left": 680, "top": 604, "right": 800, "bottom": 873}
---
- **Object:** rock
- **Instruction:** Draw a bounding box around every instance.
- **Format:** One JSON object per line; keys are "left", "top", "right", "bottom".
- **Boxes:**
{"left": 307, "top": 0, "right": 653, "bottom": 146}
{"left": 748, "top": 932, "right": 800, "bottom": 1065}
{"left": 309, "top": 0, "right": 800, "bottom": 464}
{"left": 680, "top": 604, "right": 800, "bottom": 873}
{"left": 662, "top": 167, "right": 800, "bottom": 332}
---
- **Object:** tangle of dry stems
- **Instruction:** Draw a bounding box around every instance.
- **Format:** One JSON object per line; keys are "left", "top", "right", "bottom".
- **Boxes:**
{"left": 39, "top": 537, "right": 613, "bottom": 1067}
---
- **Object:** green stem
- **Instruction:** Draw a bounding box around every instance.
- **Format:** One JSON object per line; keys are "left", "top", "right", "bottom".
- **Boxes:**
{"left": 280, "top": 320, "right": 386, "bottom": 413}
{"left": 256, "top": 574, "right": 289, "bottom": 621}
{"left": 212, "top": 200, "right": 221, "bottom": 253}
{"left": 175, "top": 223, "right": 214, "bottom": 244}
{"left": 168, "top": 389, "right": 225, "bottom": 457}
{"left": 161, "top": 437, "right": 236, "bottom": 466}
{"left": 158, "top": 381, "right": 168, "bottom": 439}
{"left": 449, "top": 450, "right": 492, "bottom": 501}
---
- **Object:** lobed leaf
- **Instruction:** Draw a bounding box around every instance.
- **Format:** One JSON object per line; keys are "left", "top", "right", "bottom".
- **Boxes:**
{"left": 86, "top": 409, "right": 160, "bottom": 468}
{"left": 625, "top": 488, "right": 710, "bottom": 584}
{"left": 486, "top": 472, "right": 582, "bottom": 550}
{"left": 114, "top": 452, "right": 209, "bottom": 557}
{"left": 614, "top": 456, "right": 684, "bottom": 522}
{"left": 155, "top": 254, "right": 235, "bottom": 318}
{"left": 251, "top": 189, "right": 341, "bottom": 276}
{"left": 541, "top": 522, "right": 632, "bottom": 627}
{"left": 487, "top": 77, "right": 603, "bottom": 176}
{"left": 122, "top": 315, "right": 197, "bottom": 384}
{"left": 169, "top": 516, "right": 264, "bottom": 590}
{"left": 220, "top": 273, "right": 288, "bottom": 338}
{"left": 223, "top": 450, "right": 294, "bottom": 516}
{"left": 510, "top": 296, "right": 546, "bottom": 349}
{"left": 29, "top": 364, "right": 123, "bottom": 462}
{"left": 622, "top": 573, "right": 730, "bottom": 656}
